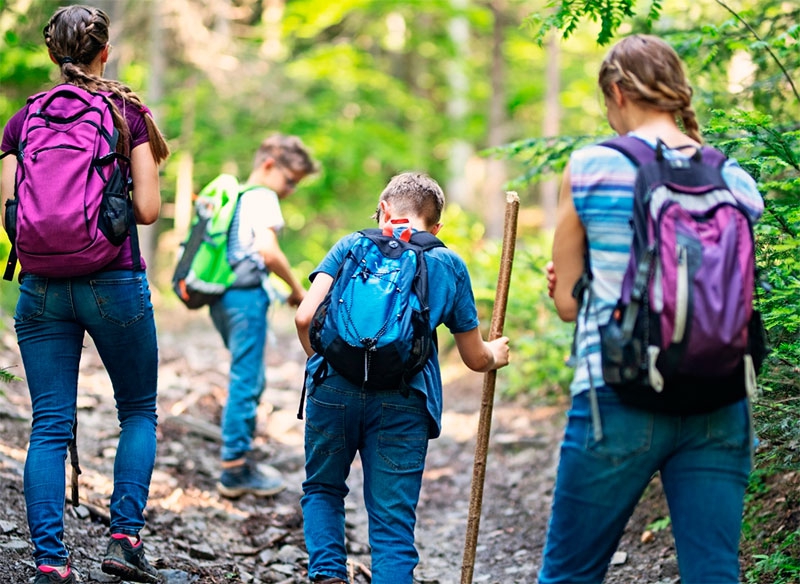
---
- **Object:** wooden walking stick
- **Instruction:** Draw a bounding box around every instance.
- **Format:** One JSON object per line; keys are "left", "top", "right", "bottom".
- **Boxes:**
{"left": 461, "top": 191, "right": 520, "bottom": 584}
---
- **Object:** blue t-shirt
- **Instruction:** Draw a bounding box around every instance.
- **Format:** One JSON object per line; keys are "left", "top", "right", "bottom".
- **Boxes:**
{"left": 306, "top": 229, "right": 481, "bottom": 438}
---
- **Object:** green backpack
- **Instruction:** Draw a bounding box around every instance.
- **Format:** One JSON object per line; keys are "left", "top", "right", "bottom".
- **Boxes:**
{"left": 172, "top": 174, "right": 257, "bottom": 309}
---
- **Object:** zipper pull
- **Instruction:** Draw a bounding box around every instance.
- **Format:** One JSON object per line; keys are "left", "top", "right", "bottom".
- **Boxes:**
{"left": 648, "top": 346, "right": 665, "bottom": 392}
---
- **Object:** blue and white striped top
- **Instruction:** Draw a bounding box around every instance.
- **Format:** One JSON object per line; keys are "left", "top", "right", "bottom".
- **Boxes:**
{"left": 568, "top": 132, "right": 764, "bottom": 396}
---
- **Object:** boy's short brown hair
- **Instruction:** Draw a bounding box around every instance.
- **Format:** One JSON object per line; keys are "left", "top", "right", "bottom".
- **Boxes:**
{"left": 253, "top": 133, "right": 317, "bottom": 175}
{"left": 373, "top": 172, "right": 445, "bottom": 228}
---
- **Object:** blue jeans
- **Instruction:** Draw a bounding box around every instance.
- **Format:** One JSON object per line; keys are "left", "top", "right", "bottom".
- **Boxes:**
{"left": 15, "top": 271, "right": 158, "bottom": 567}
{"left": 302, "top": 378, "right": 430, "bottom": 584}
{"left": 539, "top": 388, "right": 752, "bottom": 584}
{"left": 209, "top": 286, "right": 269, "bottom": 462}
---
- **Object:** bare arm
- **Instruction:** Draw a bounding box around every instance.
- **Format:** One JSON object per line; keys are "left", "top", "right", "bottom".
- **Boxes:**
{"left": 551, "top": 163, "right": 586, "bottom": 322}
{"left": 295, "top": 273, "right": 333, "bottom": 356}
{"left": 453, "top": 328, "right": 510, "bottom": 373}
{"left": 256, "top": 227, "right": 306, "bottom": 307}
{"left": 1, "top": 156, "right": 16, "bottom": 230}
{"left": 130, "top": 143, "right": 161, "bottom": 225}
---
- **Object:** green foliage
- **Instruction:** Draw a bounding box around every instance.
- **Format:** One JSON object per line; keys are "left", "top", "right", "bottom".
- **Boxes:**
{"left": 746, "top": 544, "right": 800, "bottom": 584}
{"left": 439, "top": 205, "right": 574, "bottom": 399}
{"left": 487, "top": 134, "right": 601, "bottom": 187}
{"left": 0, "top": 366, "right": 20, "bottom": 384}
{"left": 646, "top": 516, "right": 671, "bottom": 532}
{"left": 526, "top": 0, "right": 662, "bottom": 45}
{"left": 743, "top": 468, "right": 800, "bottom": 584}
{"left": 0, "top": 366, "right": 21, "bottom": 399}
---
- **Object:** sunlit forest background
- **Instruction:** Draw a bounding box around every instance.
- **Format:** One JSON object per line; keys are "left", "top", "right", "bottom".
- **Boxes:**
{"left": 1, "top": 1, "right": 798, "bottom": 581}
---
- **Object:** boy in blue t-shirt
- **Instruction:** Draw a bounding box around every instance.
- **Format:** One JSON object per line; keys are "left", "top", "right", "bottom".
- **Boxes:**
{"left": 294, "top": 172, "right": 510, "bottom": 584}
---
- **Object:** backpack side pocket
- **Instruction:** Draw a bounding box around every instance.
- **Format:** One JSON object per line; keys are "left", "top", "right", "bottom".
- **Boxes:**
{"left": 748, "top": 310, "right": 770, "bottom": 374}
{"left": 98, "top": 166, "right": 131, "bottom": 246}
{"left": 4, "top": 197, "right": 18, "bottom": 244}
{"left": 599, "top": 307, "right": 645, "bottom": 386}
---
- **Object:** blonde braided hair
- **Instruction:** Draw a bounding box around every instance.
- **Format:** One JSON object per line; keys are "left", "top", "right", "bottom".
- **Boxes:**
{"left": 43, "top": 5, "right": 169, "bottom": 162}
{"left": 598, "top": 34, "right": 702, "bottom": 144}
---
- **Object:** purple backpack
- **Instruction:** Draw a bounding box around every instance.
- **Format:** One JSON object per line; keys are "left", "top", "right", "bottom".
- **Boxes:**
{"left": 597, "top": 136, "right": 765, "bottom": 414}
{"left": 2, "top": 84, "right": 139, "bottom": 281}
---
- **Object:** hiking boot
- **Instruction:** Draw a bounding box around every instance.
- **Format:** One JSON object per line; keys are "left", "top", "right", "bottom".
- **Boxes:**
{"left": 33, "top": 566, "right": 75, "bottom": 584}
{"left": 217, "top": 461, "right": 286, "bottom": 498}
{"left": 101, "top": 534, "right": 162, "bottom": 583}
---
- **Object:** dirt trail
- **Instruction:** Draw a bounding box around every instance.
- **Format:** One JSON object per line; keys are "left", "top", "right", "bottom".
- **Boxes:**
{"left": 0, "top": 301, "right": 676, "bottom": 583}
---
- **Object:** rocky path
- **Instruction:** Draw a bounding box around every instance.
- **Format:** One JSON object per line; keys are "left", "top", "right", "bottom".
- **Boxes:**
{"left": 0, "top": 301, "right": 677, "bottom": 583}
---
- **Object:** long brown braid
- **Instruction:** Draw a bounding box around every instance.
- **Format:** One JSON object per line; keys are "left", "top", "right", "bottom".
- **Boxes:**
{"left": 43, "top": 5, "right": 169, "bottom": 162}
{"left": 598, "top": 34, "right": 702, "bottom": 144}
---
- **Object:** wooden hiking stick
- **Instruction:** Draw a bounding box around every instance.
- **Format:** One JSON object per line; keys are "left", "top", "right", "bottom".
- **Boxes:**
{"left": 461, "top": 191, "right": 520, "bottom": 583}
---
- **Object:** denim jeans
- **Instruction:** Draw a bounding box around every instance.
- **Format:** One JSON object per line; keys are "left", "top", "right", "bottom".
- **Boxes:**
{"left": 209, "top": 286, "right": 269, "bottom": 462}
{"left": 15, "top": 270, "right": 158, "bottom": 567}
{"left": 539, "top": 388, "right": 752, "bottom": 584}
{"left": 302, "top": 379, "right": 430, "bottom": 584}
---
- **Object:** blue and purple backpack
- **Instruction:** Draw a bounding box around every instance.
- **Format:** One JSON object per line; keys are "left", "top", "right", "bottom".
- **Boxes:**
{"left": 596, "top": 136, "right": 767, "bottom": 414}
{"left": 1, "top": 84, "right": 139, "bottom": 281}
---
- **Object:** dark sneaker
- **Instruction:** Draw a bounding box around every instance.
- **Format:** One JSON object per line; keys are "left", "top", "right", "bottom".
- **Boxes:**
{"left": 33, "top": 566, "right": 75, "bottom": 584}
{"left": 101, "top": 535, "right": 162, "bottom": 583}
{"left": 217, "top": 461, "right": 286, "bottom": 498}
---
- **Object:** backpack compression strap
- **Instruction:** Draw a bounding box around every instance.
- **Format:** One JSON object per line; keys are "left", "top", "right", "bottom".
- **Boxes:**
{"left": 361, "top": 228, "right": 445, "bottom": 392}
{"left": 601, "top": 135, "right": 727, "bottom": 169}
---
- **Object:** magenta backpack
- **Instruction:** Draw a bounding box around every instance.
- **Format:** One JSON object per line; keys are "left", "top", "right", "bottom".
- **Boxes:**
{"left": 596, "top": 136, "right": 767, "bottom": 414}
{"left": 1, "top": 84, "right": 140, "bottom": 281}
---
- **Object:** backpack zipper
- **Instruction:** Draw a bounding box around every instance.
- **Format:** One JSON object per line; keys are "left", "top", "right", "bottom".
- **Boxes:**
{"left": 673, "top": 244, "right": 689, "bottom": 343}
{"left": 30, "top": 144, "right": 84, "bottom": 161}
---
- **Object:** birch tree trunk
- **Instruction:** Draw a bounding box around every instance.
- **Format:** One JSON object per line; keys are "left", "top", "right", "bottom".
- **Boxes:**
{"left": 139, "top": 1, "right": 166, "bottom": 277}
{"left": 540, "top": 33, "right": 561, "bottom": 231}
{"left": 482, "top": 0, "right": 509, "bottom": 239}
{"left": 446, "top": 0, "right": 473, "bottom": 207}
{"left": 260, "top": 0, "right": 285, "bottom": 60}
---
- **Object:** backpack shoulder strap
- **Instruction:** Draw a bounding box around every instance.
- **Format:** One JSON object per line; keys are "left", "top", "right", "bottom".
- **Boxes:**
{"left": 409, "top": 230, "right": 445, "bottom": 251}
{"left": 600, "top": 135, "right": 656, "bottom": 167}
{"left": 358, "top": 227, "right": 445, "bottom": 249}
{"left": 25, "top": 90, "right": 49, "bottom": 107}
{"left": 358, "top": 227, "right": 384, "bottom": 239}
{"left": 603, "top": 135, "right": 728, "bottom": 170}
{"left": 698, "top": 145, "right": 727, "bottom": 168}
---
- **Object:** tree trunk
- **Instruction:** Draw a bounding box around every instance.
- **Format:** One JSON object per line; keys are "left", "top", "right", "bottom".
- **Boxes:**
{"left": 540, "top": 33, "right": 561, "bottom": 231}
{"left": 446, "top": 0, "right": 473, "bottom": 207}
{"left": 173, "top": 79, "right": 197, "bottom": 244}
{"left": 140, "top": 1, "right": 166, "bottom": 277}
{"left": 482, "top": 0, "right": 509, "bottom": 239}
{"left": 260, "top": 0, "right": 286, "bottom": 60}
{"left": 94, "top": 0, "right": 122, "bottom": 80}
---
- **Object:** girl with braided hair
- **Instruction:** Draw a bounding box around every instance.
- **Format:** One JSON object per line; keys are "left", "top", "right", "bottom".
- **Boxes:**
{"left": 541, "top": 35, "right": 763, "bottom": 583}
{"left": 1, "top": 5, "right": 168, "bottom": 583}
